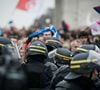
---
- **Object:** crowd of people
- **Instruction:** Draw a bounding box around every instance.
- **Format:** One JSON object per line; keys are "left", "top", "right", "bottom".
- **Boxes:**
{"left": 0, "top": 21, "right": 100, "bottom": 90}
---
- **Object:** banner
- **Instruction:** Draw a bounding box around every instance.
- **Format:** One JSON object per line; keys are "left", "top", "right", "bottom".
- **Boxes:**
{"left": 11, "top": 0, "right": 55, "bottom": 28}
{"left": 90, "top": 20, "right": 100, "bottom": 35}
{"left": 94, "top": 6, "right": 100, "bottom": 14}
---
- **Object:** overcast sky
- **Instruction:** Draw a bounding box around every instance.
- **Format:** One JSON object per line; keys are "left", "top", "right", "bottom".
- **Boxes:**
{"left": 0, "top": 0, "right": 18, "bottom": 28}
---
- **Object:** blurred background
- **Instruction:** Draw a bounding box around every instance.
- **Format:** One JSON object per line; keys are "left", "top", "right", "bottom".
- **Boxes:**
{"left": 0, "top": 0, "right": 100, "bottom": 30}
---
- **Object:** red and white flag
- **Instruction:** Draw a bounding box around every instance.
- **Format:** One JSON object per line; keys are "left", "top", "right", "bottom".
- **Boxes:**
{"left": 12, "top": 0, "right": 55, "bottom": 28}
{"left": 16, "top": 0, "right": 36, "bottom": 11}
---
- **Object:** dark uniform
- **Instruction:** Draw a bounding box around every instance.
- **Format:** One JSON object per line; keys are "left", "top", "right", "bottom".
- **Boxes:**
{"left": 22, "top": 40, "right": 53, "bottom": 89}
{"left": 0, "top": 37, "right": 26, "bottom": 90}
{"left": 51, "top": 65, "right": 70, "bottom": 89}
{"left": 50, "top": 48, "right": 71, "bottom": 89}
{"left": 45, "top": 61, "right": 58, "bottom": 75}
{"left": 56, "top": 52, "right": 100, "bottom": 90}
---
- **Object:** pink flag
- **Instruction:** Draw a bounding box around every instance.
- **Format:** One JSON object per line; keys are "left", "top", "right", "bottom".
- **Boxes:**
{"left": 90, "top": 20, "right": 100, "bottom": 35}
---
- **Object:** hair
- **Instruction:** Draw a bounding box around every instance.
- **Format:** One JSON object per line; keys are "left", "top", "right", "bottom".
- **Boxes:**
{"left": 78, "top": 31, "right": 89, "bottom": 38}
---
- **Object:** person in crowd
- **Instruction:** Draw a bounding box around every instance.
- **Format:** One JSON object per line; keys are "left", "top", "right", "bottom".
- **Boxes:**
{"left": 93, "top": 36, "right": 100, "bottom": 48}
{"left": 78, "top": 30, "right": 90, "bottom": 44}
{"left": 70, "top": 39, "right": 82, "bottom": 52}
{"left": 43, "top": 31, "right": 52, "bottom": 41}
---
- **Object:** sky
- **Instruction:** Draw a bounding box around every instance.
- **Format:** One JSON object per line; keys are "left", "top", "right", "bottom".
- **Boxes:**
{"left": 0, "top": 0, "right": 18, "bottom": 28}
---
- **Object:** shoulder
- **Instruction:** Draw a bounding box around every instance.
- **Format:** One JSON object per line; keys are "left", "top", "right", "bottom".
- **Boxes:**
{"left": 45, "top": 62, "right": 58, "bottom": 70}
{"left": 56, "top": 80, "right": 70, "bottom": 89}
{"left": 58, "top": 65, "right": 69, "bottom": 72}
{"left": 56, "top": 79, "right": 82, "bottom": 90}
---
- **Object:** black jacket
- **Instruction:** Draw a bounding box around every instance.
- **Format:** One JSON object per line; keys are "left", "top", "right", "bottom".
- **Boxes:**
{"left": 22, "top": 56, "right": 53, "bottom": 89}
{"left": 56, "top": 76, "right": 97, "bottom": 90}
{"left": 50, "top": 65, "right": 70, "bottom": 89}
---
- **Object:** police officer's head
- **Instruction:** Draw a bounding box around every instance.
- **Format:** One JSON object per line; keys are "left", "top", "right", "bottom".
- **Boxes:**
{"left": 45, "top": 37, "right": 62, "bottom": 52}
{"left": 0, "top": 37, "right": 18, "bottom": 62}
{"left": 66, "top": 51, "right": 100, "bottom": 80}
{"left": 26, "top": 40, "right": 48, "bottom": 60}
{"left": 0, "top": 37, "right": 12, "bottom": 45}
{"left": 54, "top": 48, "right": 71, "bottom": 67}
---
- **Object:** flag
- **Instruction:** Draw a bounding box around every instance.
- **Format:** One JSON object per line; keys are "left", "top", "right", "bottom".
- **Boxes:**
{"left": 94, "top": 6, "right": 100, "bottom": 14}
{"left": 13, "top": 0, "right": 38, "bottom": 28}
{"left": 90, "top": 20, "right": 100, "bottom": 35}
{"left": 13, "top": 0, "right": 55, "bottom": 28}
{"left": 16, "top": 0, "right": 36, "bottom": 11}
{"left": 49, "top": 25, "right": 60, "bottom": 40}
{"left": 17, "top": 0, "right": 28, "bottom": 10}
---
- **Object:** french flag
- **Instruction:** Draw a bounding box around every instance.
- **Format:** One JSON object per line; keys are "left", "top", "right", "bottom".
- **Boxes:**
{"left": 49, "top": 25, "right": 60, "bottom": 40}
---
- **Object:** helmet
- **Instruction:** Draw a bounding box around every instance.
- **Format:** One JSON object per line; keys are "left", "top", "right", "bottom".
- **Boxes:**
{"left": 73, "top": 44, "right": 100, "bottom": 56}
{"left": 0, "top": 44, "right": 19, "bottom": 65}
{"left": 66, "top": 51, "right": 100, "bottom": 79}
{"left": 80, "top": 44, "right": 95, "bottom": 50}
{"left": 0, "top": 37, "right": 15, "bottom": 54}
{"left": 27, "top": 40, "right": 48, "bottom": 57}
{"left": 0, "top": 37, "right": 17, "bottom": 59}
{"left": 54, "top": 48, "right": 71, "bottom": 67}
{"left": 79, "top": 44, "right": 100, "bottom": 53}
{"left": 0, "top": 37, "right": 13, "bottom": 45}
{"left": 45, "top": 37, "right": 62, "bottom": 52}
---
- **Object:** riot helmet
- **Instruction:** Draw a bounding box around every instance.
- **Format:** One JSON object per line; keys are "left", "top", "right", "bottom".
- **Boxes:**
{"left": 45, "top": 37, "right": 62, "bottom": 52}
{"left": 26, "top": 40, "right": 48, "bottom": 58}
{"left": 66, "top": 51, "right": 100, "bottom": 79}
{"left": 54, "top": 48, "right": 71, "bottom": 67}
{"left": 0, "top": 37, "right": 13, "bottom": 45}
{"left": 73, "top": 44, "right": 100, "bottom": 56}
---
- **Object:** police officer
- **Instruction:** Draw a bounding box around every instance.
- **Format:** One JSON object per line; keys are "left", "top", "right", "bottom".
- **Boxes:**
{"left": 0, "top": 37, "right": 16, "bottom": 90}
{"left": 0, "top": 37, "right": 26, "bottom": 90}
{"left": 53, "top": 48, "right": 71, "bottom": 67}
{"left": 46, "top": 37, "right": 63, "bottom": 64}
{"left": 55, "top": 51, "right": 100, "bottom": 90}
{"left": 22, "top": 40, "right": 53, "bottom": 89}
{"left": 50, "top": 48, "right": 71, "bottom": 89}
